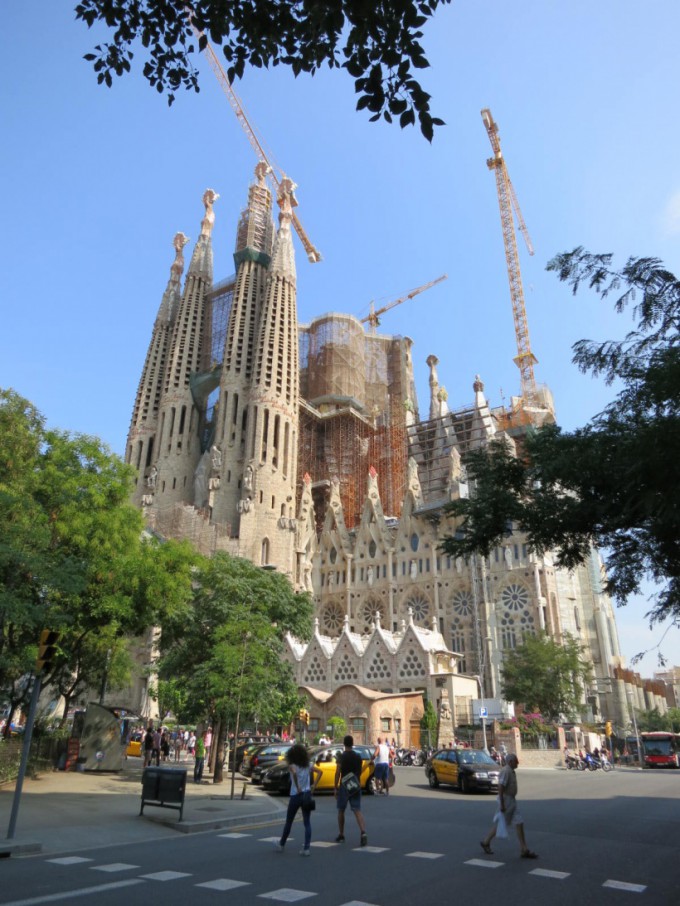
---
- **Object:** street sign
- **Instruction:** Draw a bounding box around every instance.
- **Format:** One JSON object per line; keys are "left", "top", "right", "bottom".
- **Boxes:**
{"left": 479, "top": 707, "right": 488, "bottom": 718}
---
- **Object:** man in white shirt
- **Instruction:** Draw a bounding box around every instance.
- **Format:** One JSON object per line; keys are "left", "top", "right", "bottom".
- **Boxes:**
{"left": 373, "top": 737, "right": 391, "bottom": 795}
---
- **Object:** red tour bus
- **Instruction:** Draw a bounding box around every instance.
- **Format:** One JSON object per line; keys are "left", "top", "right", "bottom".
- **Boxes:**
{"left": 640, "top": 732, "right": 680, "bottom": 768}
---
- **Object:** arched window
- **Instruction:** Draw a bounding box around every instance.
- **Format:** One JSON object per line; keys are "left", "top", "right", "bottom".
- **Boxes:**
{"left": 261, "top": 538, "right": 270, "bottom": 566}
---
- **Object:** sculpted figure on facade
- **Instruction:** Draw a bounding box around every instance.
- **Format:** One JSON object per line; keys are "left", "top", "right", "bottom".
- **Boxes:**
{"left": 147, "top": 465, "right": 158, "bottom": 489}
{"left": 211, "top": 445, "right": 222, "bottom": 470}
{"left": 243, "top": 465, "right": 254, "bottom": 490}
{"left": 200, "top": 188, "right": 220, "bottom": 239}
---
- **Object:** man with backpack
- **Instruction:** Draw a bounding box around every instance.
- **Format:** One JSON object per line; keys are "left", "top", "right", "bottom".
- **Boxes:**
{"left": 334, "top": 735, "right": 368, "bottom": 846}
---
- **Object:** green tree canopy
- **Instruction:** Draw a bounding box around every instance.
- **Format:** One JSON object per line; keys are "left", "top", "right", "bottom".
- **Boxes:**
{"left": 157, "top": 550, "right": 313, "bottom": 779}
{"left": 0, "top": 388, "right": 198, "bottom": 728}
{"left": 75, "top": 0, "right": 449, "bottom": 140}
{"left": 443, "top": 250, "right": 680, "bottom": 625}
{"left": 500, "top": 632, "right": 592, "bottom": 722}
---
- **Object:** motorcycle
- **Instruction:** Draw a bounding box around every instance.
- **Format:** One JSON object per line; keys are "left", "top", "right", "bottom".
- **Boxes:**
{"left": 565, "top": 754, "right": 585, "bottom": 771}
{"left": 585, "top": 753, "right": 613, "bottom": 772}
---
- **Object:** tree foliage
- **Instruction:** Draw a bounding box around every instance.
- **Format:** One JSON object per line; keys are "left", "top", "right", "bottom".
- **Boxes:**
{"left": 0, "top": 388, "right": 197, "bottom": 729}
{"left": 158, "top": 550, "right": 313, "bottom": 741}
{"left": 500, "top": 632, "right": 592, "bottom": 722}
{"left": 443, "top": 249, "right": 680, "bottom": 624}
{"left": 74, "top": 0, "right": 449, "bottom": 140}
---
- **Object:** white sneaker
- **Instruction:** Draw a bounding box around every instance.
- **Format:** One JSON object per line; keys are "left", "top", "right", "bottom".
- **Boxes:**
{"left": 300, "top": 848, "right": 311, "bottom": 857}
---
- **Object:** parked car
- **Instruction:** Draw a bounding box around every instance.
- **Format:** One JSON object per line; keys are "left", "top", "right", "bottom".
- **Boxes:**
{"left": 227, "top": 737, "right": 273, "bottom": 771}
{"left": 261, "top": 743, "right": 375, "bottom": 795}
{"left": 424, "top": 748, "right": 500, "bottom": 794}
{"left": 241, "top": 742, "right": 291, "bottom": 779}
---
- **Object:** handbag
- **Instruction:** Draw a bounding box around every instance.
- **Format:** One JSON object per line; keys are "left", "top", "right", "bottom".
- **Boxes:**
{"left": 302, "top": 790, "right": 316, "bottom": 811}
{"left": 340, "top": 772, "right": 361, "bottom": 797}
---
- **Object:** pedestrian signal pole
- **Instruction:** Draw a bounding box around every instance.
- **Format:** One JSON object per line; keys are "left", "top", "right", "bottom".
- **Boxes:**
{"left": 6, "top": 630, "right": 59, "bottom": 840}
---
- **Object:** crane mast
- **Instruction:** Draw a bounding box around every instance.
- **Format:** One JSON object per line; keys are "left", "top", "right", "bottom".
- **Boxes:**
{"left": 360, "top": 274, "right": 448, "bottom": 331}
{"left": 481, "top": 108, "right": 537, "bottom": 405}
{"left": 198, "top": 33, "right": 322, "bottom": 264}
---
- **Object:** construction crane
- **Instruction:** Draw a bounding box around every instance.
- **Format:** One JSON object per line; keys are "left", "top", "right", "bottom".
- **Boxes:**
{"left": 194, "top": 30, "right": 322, "bottom": 264}
{"left": 360, "top": 274, "right": 448, "bottom": 331}
{"left": 481, "top": 108, "right": 537, "bottom": 405}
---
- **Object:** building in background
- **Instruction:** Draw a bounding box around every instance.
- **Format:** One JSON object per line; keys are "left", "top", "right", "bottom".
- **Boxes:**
{"left": 125, "top": 170, "right": 635, "bottom": 733}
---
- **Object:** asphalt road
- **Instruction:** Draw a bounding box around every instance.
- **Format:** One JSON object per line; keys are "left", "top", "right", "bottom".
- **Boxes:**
{"left": 1, "top": 765, "right": 678, "bottom": 905}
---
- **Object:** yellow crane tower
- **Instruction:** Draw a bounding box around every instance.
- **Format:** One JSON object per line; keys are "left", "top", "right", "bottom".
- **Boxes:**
{"left": 360, "top": 274, "right": 448, "bottom": 331}
{"left": 481, "top": 108, "right": 538, "bottom": 407}
{"left": 195, "top": 30, "right": 322, "bottom": 264}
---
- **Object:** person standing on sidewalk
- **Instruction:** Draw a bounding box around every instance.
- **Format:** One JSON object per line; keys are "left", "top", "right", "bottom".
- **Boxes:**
{"left": 274, "top": 744, "right": 322, "bottom": 857}
{"left": 480, "top": 754, "right": 538, "bottom": 859}
{"left": 194, "top": 731, "right": 206, "bottom": 783}
{"left": 334, "top": 735, "right": 368, "bottom": 847}
{"left": 372, "top": 737, "right": 391, "bottom": 795}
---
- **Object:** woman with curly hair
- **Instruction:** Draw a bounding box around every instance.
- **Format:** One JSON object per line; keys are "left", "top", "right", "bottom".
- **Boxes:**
{"left": 274, "top": 744, "right": 322, "bottom": 857}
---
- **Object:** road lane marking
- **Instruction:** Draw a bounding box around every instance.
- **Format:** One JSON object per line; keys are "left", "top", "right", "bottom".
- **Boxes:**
{"left": 603, "top": 880, "right": 647, "bottom": 893}
{"left": 258, "top": 889, "right": 317, "bottom": 902}
{"left": 218, "top": 832, "right": 252, "bottom": 838}
{"left": 90, "top": 863, "right": 139, "bottom": 873}
{"left": 139, "top": 871, "right": 191, "bottom": 881}
{"left": 530, "top": 869, "right": 570, "bottom": 880}
{"left": 465, "top": 858, "right": 504, "bottom": 869}
{"left": 46, "top": 857, "right": 93, "bottom": 865}
{"left": 0, "top": 879, "right": 144, "bottom": 905}
{"left": 406, "top": 851, "right": 444, "bottom": 859}
{"left": 196, "top": 879, "right": 251, "bottom": 891}
{"left": 352, "top": 845, "right": 389, "bottom": 853}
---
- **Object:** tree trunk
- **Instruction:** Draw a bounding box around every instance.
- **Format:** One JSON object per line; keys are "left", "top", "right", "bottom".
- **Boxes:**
{"left": 212, "top": 720, "right": 227, "bottom": 784}
{"left": 59, "top": 693, "right": 72, "bottom": 728}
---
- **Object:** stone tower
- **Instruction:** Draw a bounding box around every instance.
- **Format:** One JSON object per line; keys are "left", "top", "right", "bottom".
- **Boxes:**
{"left": 126, "top": 231, "right": 189, "bottom": 505}
{"left": 210, "top": 164, "right": 275, "bottom": 526}
{"left": 234, "top": 177, "right": 300, "bottom": 577}
{"left": 130, "top": 189, "right": 218, "bottom": 510}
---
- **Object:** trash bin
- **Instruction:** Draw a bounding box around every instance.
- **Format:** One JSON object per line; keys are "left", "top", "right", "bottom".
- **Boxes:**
{"left": 140, "top": 766, "right": 187, "bottom": 820}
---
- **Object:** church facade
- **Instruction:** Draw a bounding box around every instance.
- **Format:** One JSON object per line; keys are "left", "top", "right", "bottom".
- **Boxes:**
{"left": 126, "top": 170, "right": 637, "bottom": 732}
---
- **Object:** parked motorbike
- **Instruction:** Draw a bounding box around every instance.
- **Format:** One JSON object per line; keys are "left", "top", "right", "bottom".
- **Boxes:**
{"left": 565, "top": 754, "right": 584, "bottom": 771}
{"left": 584, "top": 753, "right": 613, "bottom": 772}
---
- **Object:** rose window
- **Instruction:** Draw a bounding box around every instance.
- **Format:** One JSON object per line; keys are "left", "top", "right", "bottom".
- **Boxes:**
{"left": 405, "top": 593, "right": 430, "bottom": 624}
{"left": 359, "top": 600, "right": 385, "bottom": 633}
{"left": 321, "top": 601, "right": 344, "bottom": 635}
{"left": 452, "top": 590, "right": 473, "bottom": 617}
{"left": 501, "top": 583, "right": 530, "bottom": 612}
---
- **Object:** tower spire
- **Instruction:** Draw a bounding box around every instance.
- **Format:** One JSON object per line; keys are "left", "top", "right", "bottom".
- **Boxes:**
{"left": 126, "top": 231, "right": 189, "bottom": 504}
{"left": 151, "top": 190, "right": 218, "bottom": 510}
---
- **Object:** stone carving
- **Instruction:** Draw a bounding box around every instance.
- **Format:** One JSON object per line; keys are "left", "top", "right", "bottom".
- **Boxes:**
{"left": 243, "top": 465, "right": 254, "bottom": 490}
{"left": 171, "top": 232, "right": 190, "bottom": 283}
{"left": 141, "top": 494, "right": 154, "bottom": 506}
{"left": 146, "top": 466, "right": 158, "bottom": 489}
{"left": 410, "top": 560, "right": 418, "bottom": 581}
{"left": 200, "top": 189, "right": 219, "bottom": 239}
{"left": 211, "top": 445, "right": 222, "bottom": 469}
{"left": 367, "top": 566, "right": 374, "bottom": 587}
{"left": 237, "top": 496, "right": 252, "bottom": 514}
{"left": 504, "top": 545, "right": 513, "bottom": 569}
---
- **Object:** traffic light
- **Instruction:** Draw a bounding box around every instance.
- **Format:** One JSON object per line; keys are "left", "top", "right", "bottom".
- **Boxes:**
{"left": 605, "top": 721, "right": 613, "bottom": 738}
{"left": 36, "top": 629, "right": 59, "bottom": 673}
{"left": 298, "top": 709, "right": 310, "bottom": 725}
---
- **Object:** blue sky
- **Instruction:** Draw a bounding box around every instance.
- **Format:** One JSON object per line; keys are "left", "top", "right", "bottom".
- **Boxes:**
{"left": 2, "top": 1, "right": 679, "bottom": 676}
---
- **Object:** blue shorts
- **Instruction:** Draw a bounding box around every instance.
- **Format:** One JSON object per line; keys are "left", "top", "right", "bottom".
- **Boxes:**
{"left": 336, "top": 784, "right": 362, "bottom": 812}
{"left": 374, "top": 763, "right": 389, "bottom": 783}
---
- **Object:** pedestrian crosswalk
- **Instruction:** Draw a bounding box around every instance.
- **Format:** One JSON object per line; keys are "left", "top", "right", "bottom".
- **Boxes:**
{"left": 34, "top": 832, "right": 650, "bottom": 903}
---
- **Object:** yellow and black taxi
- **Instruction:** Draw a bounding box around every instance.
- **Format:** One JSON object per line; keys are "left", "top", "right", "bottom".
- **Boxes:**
{"left": 261, "top": 744, "right": 376, "bottom": 795}
{"left": 424, "top": 747, "right": 500, "bottom": 794}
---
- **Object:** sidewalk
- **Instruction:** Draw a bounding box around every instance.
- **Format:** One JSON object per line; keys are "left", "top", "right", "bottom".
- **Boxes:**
{"left": 0, "top": 757, "right": 285, "bottom": 858}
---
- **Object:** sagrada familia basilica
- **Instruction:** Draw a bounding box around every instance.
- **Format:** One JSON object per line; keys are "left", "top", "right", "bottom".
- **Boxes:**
{"left": 125, "top": 167, "right": 659, "bottom": 744}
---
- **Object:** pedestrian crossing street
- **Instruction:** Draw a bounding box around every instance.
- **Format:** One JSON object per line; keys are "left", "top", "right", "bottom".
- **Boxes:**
{"left": 35, "top": 830, "right": 650, "bottom": 902}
